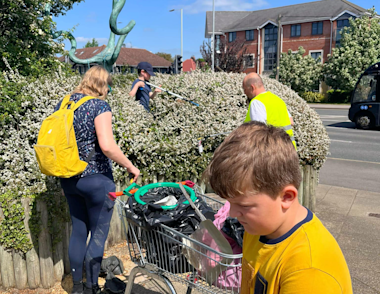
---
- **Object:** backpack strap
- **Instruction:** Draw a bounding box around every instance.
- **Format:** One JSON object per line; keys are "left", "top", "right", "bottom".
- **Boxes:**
{"left": 73, "top": 96, "right": 99, "bottom": 163}
{"left": 60, "top": 94, "right": 72, "bottom": 110}
{"left": 72, "top": 96, "right": 98, "bottom": 111}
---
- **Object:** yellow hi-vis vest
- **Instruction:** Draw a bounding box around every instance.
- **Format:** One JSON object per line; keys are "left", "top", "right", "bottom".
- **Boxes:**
{"left": 34, "top": 95, "right": 97, "bottom": 178}
{"left": 244, "top": 92, "right": 297, "bottom": 149}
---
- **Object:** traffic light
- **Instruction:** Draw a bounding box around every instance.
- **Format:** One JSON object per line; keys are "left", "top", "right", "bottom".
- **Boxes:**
{"left": 174, "top": 55, "right": 182, "bottom": 74}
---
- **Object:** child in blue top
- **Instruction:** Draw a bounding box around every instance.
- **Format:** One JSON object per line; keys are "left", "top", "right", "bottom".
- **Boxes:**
{"left": 129, "top": 62, "right": 161, "bottom": 112}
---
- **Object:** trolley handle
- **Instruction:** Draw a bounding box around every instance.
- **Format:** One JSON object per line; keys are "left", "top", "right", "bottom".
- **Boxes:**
{"left": 108, "top": 180, "right": 195, "bottom": 201}
{"left": 108, "top": 188, "right": 138, "bottom": 201}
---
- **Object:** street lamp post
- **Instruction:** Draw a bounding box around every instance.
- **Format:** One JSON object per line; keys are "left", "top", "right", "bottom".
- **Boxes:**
{"left": 169, "top": 9, "right": 183, "bottom": 57}
{"left": 211, "top": 0, "right": 215, "bottom": 72}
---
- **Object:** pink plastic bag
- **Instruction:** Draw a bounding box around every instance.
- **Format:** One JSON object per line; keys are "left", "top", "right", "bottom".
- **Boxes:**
{"left": 200, "top": 201, "right": 242, "bottom": 289}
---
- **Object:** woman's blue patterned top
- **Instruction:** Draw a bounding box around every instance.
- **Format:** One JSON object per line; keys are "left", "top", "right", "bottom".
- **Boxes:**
{"left": 55, "top": 93, "right": 112, "bottom": 177}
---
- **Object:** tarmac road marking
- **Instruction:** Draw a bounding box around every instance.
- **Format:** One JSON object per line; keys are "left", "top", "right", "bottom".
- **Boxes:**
{"left": 330, "top": 139, "right": 353, "bottom": 143}
{"left": 327, "top": 157, "right": 380, "bottom": 165}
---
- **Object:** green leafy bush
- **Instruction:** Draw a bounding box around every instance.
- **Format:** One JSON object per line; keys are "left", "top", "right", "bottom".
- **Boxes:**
{"left": 0, "top": 67, "right": 330, "bottom": 196}
{"left": 323, "top": 9, "right": 380, "bottom": 92}
{"left": 274, "top": 47, "right": 323, "bottom": 93}
{"left": 326, "top": 89, "right": 351, "bottom": 103}
{"left": 0, "top": 67, "right": 330, "bottom": 251}
{"left": 299, "top": 91, "right": 326, "bottom": 103}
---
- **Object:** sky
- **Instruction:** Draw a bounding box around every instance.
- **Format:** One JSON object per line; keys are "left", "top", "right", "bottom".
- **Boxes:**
{"left": 54, "top": 0, "right": 377, "bottom": 61}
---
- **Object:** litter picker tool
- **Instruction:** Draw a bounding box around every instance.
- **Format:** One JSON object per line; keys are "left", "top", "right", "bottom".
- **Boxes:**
{"left": 179, "top": 183, "right": 233, "bottom": 285}
{"left": 145, "top": 81, "right": 199, "bottom": 107}
{"left": 197, "top": 132, "right": 231, "bottom": 154}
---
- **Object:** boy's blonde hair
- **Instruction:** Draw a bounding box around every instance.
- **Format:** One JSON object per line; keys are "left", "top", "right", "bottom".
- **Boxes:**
{"left": 205, "top": 121, "right": 301, "bottom": 199}
{"left": 73, "top": 66, "right": 112, "bottom": 100}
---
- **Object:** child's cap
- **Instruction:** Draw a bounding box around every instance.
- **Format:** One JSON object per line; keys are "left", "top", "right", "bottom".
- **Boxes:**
{"left": 137, "top": 62, "right": 155, "bottom": 76}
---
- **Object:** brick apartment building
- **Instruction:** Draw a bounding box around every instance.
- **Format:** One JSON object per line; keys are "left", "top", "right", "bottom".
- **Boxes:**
{"left": 59, "top": 45, "right": 172, "bottom": 74}
{"left": 205, "top": 0, "right": 369, "bottom": 75}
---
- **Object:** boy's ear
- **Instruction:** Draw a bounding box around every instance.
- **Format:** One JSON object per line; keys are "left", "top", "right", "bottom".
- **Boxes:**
{"left": 280, "top": 185, "right": 298, "bottom": 209}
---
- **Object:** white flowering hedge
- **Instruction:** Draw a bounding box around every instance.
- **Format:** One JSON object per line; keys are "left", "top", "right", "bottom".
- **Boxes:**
{"left": 0, "top": 68, "right": 330, "bottom": 197}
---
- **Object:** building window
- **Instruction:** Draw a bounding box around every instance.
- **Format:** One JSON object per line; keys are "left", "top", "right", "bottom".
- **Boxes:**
{"left": 246, "top": 30, "right": 254, "bottom": 41}
{"left": 312, "top": 22, "right": 323, "bottom": 35}
{"left": 310, "top": 51, "right": 322, "bottom": 63}
{"left": 229, "top": 32, "right": 236, "bottom": 42}
{"left": 291, "top": 24, "right": 301, "bottom": 37}
{"left": 337, "top": 19, "right": 349, "bottom": 28}
{"left": 336, "top": 19, "right": 350, "bottom": 47}
{"left": 264, "top": 24, "right": 278, "bottom": 71}
{"left": 215, "top": 35, "right": 221, "bottom": 53}
{"left": 244, "top": 54, "right": 255, "bottom": 68}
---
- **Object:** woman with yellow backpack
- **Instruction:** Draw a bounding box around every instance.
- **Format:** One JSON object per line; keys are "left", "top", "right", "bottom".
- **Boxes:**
{"left": 39, "top": 66, "right": 140, "bottom": 294}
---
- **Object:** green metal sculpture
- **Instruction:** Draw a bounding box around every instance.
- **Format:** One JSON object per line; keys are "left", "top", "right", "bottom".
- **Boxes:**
{"left": 45, "top": 0, "right": 135, "bottom": 72}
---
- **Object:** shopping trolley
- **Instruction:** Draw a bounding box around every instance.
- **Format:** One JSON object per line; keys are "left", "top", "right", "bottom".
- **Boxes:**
{"left": 110, "top": 183, "right": 242, "bottom": 294}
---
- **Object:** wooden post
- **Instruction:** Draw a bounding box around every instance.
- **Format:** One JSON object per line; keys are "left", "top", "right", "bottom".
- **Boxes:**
{"left": 152, "top": 174, "right": 157, "bottom": 183}
{"left": 115, "top": 181, "right": 121, "bottom": 192}
{"left": 26, "top": 249, "right": 41, "bottom": 289}
{"left": 21, "top": 198, "right": 41, "bottom": 288}
{"left": 63, "top": 222, "right": 71, "bottom": 274}
{"left": 60, "top": 190, "right": 71, "bottom": 275}
{"left": 0, "top": 248, "right": 2, "bottom": 289}
{"left": 52, "top": 194, "right": 64, "bottom": 282}
{"left": 0, "top": 246, "right": 16, "bottom": 288}
{"left": 13, "top": 251, "right": 28, "bottom": 289}
{"left": 37, "top": 200, "right": 55, "bottom": 288}
{"left": 298, "top": 166, "right": 304, "bottom": 206}
{"left": 106, "top": 206, "right": 122, "bottom": 249}
{"left": 0, "top": 205, "right": 3, "bottom": 288}
{"left": 303, "top": 165, "right": 311, "bottom": 209}
{"left": 309, "top": 168, "right": 317, "bottom": 212}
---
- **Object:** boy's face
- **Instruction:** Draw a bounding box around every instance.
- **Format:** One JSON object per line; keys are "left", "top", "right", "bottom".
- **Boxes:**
{"left": 228, "top": 191, "right": 283, "bottom": 238}
{"left": 142, "top": 70, "right": 151, "bottom": 81}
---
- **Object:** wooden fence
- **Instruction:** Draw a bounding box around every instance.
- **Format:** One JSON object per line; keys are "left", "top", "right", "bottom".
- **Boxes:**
{"left": 0, "top": 165, "right": 317, "bottom": 289}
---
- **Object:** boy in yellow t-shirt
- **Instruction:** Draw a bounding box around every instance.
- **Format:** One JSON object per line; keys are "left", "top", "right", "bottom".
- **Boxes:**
{"left": 205, "top": 121, "right": 352, "bottom": 294}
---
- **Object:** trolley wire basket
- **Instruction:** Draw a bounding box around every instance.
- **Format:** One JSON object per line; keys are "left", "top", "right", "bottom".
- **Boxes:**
{"left": 114, "top": 189, "right": 242, "bottom": 294}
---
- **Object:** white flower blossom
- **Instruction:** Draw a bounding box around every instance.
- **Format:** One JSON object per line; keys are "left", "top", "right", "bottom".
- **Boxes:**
{"left": 0, "top": 68, "right": 329, "bottom": 196}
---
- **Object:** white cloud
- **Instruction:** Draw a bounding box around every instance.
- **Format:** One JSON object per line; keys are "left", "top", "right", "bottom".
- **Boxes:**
{"left": 183, "top": 0, "right": 268, "bottom": 14}
{"left": 76, "top": 37, "right": 109, "bottom": 45}
{"left": 123, "top": 42, "right": 136, "bottom": 48}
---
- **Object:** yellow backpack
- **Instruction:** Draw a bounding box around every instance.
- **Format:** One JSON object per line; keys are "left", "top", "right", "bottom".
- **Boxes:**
{"left": 34, "top": 95, "right": 97, "bottom": 178}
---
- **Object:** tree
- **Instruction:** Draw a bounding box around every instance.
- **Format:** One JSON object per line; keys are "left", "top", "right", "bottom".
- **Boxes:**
{"left": 323, "top": 9, "right": 380, "bottom": 92}
{"left": 0, "top": 0, "right": 83, "bottom": 76}
{"left": 274, "top": 47, "right": 323, "bottom": 93}
{"left": 84, "top": 38, "right": 99, "bottom": 48}
{"left": 200, "top": 38, "right": 248, "bottom": 73}
{"left": 156, "top": 52, "right": 173, "bottom": 62}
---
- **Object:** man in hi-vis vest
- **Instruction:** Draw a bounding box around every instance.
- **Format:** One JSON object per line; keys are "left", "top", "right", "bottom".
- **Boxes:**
{"left": 242, "top": 73, "right": 296, "bottom": 150}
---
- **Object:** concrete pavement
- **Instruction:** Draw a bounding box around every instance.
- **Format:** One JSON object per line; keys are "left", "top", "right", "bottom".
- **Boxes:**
{"left": 124, "top": 184, "right": 380, "bottom": 294}
{"left": 316, "top": 184, "right": 380, "bottom": 294}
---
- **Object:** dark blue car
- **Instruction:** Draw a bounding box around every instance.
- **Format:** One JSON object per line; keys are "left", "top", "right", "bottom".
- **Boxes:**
{"left": 349, "top": 62, "right": 380, "bottom": 129}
